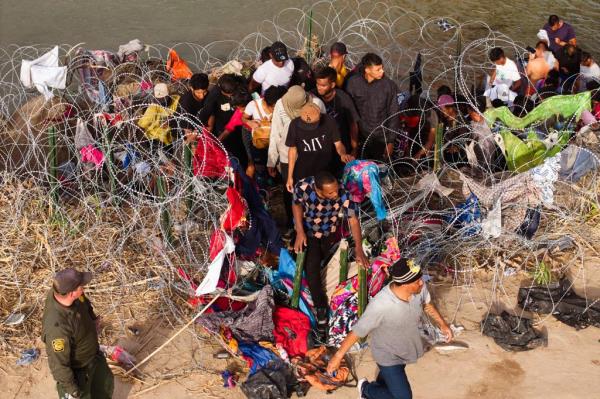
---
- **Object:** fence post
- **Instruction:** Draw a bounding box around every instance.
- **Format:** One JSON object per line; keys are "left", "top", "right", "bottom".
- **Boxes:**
{"left": 306, "top": 9, "right": 314, "bottom": 64}
{"left": 184, "top": 143, "right": 194, "bottom": 215}
{"left": 434, "top": 123, "right": 444, "bottom": 172}
{"left": 102, "top": 126, "right": 119, "bottom": 206}
{"left": 291, "top": 251, "right": 306, "bottom": 309}
{"left": 358, "top": 266, "right": 368, "bottom": 317}
{"left": 47, "top": 126, "right": 59, "bottom": 208}
{"left": 338, "top": 239, "right": 349, "bottom": 283}
{"left": 156, "top": 174, "right": 174, "bottom": 246}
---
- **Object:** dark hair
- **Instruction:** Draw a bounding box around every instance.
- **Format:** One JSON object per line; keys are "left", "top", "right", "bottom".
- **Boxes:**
{"left": 361, "top": 53, "right": 383, "bottom": 67}
{"left": 491, "top": 99, "right": 506, "bottom": 108}
{"left": 586, "top": 80, "right": 600, "bottom": 92}
{"left": 582, "top": 52, "right": 592, "bottom": 62}
{"left": 545, "top": 69, "right": 560, "bottom": 86}
{"left": 260, "top": 46, "right": 271, "bottom": 63}
{"left": 469, "top": 95, "right": 487, "bottom": 114}
{"left": 290, "top": 57, "right": 315, "bottom": 90}
{"left": 264, "top": 85, "right": 286, "bottom": 106}
{"left": 535, "top": 41, "right": 549, "bottom": 51}
{"left": 218, "top": 74, "right": 238, "bottom": 95}
{"left": 231, "top": 90, "right": 251, "bottom": 107}
{"left": 548, "top": 15, "right": 560, "bottom": 27}
{"left": 190, "top": 73, "right": 209, "bottom": 90}
{"left": 489, "top": 47, "right": 505, "bottom": 62}
{"left": 315, "top": 171, "right": 337, "bottom": 189}
{"left": 437, "top": 85, "right": 452, "bottom": 99}
{"left": 315, "top": 66, "right": 337, "bottom": 83}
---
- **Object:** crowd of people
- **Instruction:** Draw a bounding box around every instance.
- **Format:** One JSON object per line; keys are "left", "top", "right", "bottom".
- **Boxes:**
{"left": 39, "top": 13, "right": 600, "bottom": 399}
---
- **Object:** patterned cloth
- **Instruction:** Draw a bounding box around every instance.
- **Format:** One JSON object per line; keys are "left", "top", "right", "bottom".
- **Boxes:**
{"left": 342, "top": 160, "right": 387, "bottom": 221}
{"left": 328, "top": 236, "right": 400, "bottom": 347}
{"left": 293, "top": 177, "right": 358, "bottom": 238}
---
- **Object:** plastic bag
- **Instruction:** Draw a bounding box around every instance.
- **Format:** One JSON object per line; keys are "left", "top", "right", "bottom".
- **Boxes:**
{"left": 485, "top": 91, "right": 592, "bottom": 129}
{"left": 518, "top": 279, "right": 600, "bottom": 329}
{"left": 241, "top": 365, "right": 300, "bottom": 399}
{"left": 481, "top": 311, "right": 546, "bottom": 351}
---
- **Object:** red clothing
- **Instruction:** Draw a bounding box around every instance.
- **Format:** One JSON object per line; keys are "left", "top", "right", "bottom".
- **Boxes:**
{"left": 224, "top": 108, "right": 245, "bottom": 132}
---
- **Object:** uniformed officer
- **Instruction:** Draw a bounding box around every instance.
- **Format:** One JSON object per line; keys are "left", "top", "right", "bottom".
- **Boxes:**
{"left": 42, "top": 268, "right": 114, "bottom": 399}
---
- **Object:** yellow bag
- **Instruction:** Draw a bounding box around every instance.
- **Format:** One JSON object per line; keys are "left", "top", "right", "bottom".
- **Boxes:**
{"left": 251, "top": 100, "right": 271, "bottom": 149}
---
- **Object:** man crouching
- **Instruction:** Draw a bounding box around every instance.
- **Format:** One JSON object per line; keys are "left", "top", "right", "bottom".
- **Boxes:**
{"left": 327, "top": 258, "right": 452, "bottom": 399}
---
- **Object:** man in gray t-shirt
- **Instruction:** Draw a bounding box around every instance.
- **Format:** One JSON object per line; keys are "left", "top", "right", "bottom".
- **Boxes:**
{"left": 327, "top": 258, "right": 452, "bottom": 399}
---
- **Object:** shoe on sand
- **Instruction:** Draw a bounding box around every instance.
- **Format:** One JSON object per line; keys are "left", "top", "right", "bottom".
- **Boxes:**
{"left": 357, "top": 378, "right": 368, "bottom": 399}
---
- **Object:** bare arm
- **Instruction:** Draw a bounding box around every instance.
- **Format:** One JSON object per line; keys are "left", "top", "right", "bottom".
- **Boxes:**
{"left": 424, "top": 302, "right": 453, "bottom": 342}
{"left": 292, "top": 203, "right": 306, "bottom": 253}
{"left": 327, "top": 331, "right": 360, "bottom": 374}
{"left": 489, "top": 69, "right": 497, "bottom": 86}
{"left": 349, "top": 121, "right": 359, "bottom": 157}
{"left": 335, "top": 141, "right": 354, "bottom": 163}
{"left": 348, "top": 216, "right": 369, "bottom": 268}
{"left": 511, "top": 78, "right": 522, "bottom": 92}
{"left": 286, "top": 146, "right": 297, "bottom": 192}
{"left": 206, "top": 115, "right": 215, "bottom": 133}
{"left": 248, "top": 79, "right": 261, "bottom": 94}
{"left": 415, "top": 126, "right": 436, "bottom": 159}
{"left": 242, "top": 112, "right": 260, "bottom": 129}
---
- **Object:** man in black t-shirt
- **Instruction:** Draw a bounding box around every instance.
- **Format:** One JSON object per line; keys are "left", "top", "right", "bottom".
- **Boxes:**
{"left": 180, "top": 73, "right": 209, "bottom": 136}
{"left": 313, "top": 67, "right": 360, "bottom": 157}
{"left": 556, "top": 44, "right": 582, "bottom": 93}
{"left": 285, "top": 102, "right": 353, "bottom": 192}
{"left": 199, "top": 74, "right": 241, "bottom": 134}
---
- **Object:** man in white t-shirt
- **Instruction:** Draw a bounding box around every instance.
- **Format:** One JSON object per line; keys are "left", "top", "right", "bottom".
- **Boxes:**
{"left": 489, "top": 47, "right": 522, "bottom": 90}
{"left": 486, "top": 47, "right": 522, "bottom": 105}
{"left": 580, "top": 52, "right": 600, "bottom": 85}
{"left": 249, "top": 41, "right": 294, "bottom": 95}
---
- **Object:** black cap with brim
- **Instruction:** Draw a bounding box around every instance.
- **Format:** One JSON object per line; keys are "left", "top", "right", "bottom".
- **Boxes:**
{"left": 271, "top": 41, "right": 289, "bottom": 61}
{"left": 54, "top": 268, "right": 92, "bottom": 294}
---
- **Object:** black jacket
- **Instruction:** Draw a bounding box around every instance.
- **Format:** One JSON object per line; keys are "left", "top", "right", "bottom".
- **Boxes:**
{"left": 345, "top": 72, "right": 400, "bottom": 142}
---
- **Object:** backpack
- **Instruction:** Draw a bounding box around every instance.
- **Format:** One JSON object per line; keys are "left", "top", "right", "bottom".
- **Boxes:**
{"left": 251, "top": 99, "right": 272, "bottom": 149}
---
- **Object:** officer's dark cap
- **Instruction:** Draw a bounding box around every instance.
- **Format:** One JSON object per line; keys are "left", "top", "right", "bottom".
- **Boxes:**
{"left": 53, "top": 268, "right": 92, "bottom": 295}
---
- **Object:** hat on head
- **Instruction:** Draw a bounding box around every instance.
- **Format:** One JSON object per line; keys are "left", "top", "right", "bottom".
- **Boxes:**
{"left": 282, "top": 85, "right": 309, "bottom": 119}
{"left": 153, "top": 82, "right": 169, "bottom": 99}
{"left": 270, "top": 41, "right": 289, "bottom": 62}
{"left": 299, "top": 102, "right": 321, "bottom": 124}
{"left": 438, "top": 94, "right": 454, "bottom": 108}
{"left": 390, "top": 258, "right": 422, "bottom": 285}
{"left": 330, "top": 42, "right": 348, "bottom": 56}
{"left": 53, "top": 268, "right": 92, "bottom": 295}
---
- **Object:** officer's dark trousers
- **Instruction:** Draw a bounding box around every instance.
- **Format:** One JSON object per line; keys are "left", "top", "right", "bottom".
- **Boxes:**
{"left": 57, "top": 353, "right": 114, "bottom": 399}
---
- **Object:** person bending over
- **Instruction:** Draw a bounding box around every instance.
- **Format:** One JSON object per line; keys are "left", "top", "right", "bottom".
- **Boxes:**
{"left": 292, "top": 171, "right": 369, "bottom": 341}
{"left": 327, "top": 258, "right": 452, "bottom": 399}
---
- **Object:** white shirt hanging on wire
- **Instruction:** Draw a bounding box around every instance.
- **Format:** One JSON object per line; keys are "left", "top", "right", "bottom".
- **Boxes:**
{"left": 20, "top": 46, "right": 67, "bottom": 100}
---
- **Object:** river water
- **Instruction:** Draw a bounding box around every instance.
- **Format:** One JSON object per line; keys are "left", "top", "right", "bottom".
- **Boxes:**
{"left": 1, "top": 0, "right": 599, "bottom": 53}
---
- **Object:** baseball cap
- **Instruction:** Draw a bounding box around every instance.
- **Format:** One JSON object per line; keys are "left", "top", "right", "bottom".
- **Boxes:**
{"left": 390, "top": 258, "right": 422, "bottom": 285}
{"left": 270, "top": 41, "right": 289, "bottom": 62}
{"left": 330, "top": 42, "right": 348, "bottom": 56}
{"left": 54, "top": 268, "right": 92, "bottom": 295}
{"left": 153, "top": 82, "right": 169, "bottom": 99}
{"left": 438, "top": 94, "right": 455, "bottom": 108}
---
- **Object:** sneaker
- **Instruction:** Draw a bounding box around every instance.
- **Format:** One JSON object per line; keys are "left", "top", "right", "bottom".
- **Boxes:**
{"left": 357, "top": 378, "right": 368, "bottom": 399}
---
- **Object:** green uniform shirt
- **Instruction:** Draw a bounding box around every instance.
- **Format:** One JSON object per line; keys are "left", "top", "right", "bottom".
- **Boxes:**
{"left": 42, "top": 289, "right": 100, "bottom": 396}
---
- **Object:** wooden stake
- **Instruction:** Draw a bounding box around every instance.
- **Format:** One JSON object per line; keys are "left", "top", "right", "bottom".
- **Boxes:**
{"left": 124, "top": 294, "right": 221, "bottom": 376}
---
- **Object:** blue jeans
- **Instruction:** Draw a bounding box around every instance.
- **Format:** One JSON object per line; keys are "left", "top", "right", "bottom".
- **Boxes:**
{"left": 363, "top": 363, "right": 412, "bottom": 399}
